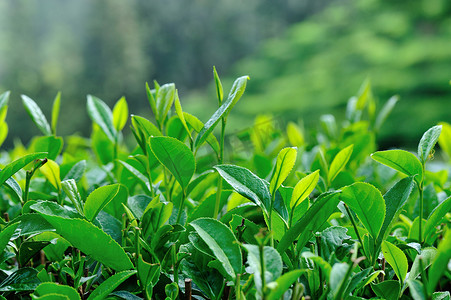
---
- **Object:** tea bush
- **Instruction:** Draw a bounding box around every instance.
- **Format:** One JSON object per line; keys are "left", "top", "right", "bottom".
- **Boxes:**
{"left": 0, "top": 70, "right": 450, "bottom": 299}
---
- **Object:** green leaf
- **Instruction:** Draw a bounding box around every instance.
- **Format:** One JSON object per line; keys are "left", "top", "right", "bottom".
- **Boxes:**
{"left": 381, "top": 240, "right": 408, "bottom": 284}
{"left": 87, "top": 95, "right": 116, "bottom": 143}
{"left": 214, "top": 164, "right": 271, "bottom": 214}
{"left": 149, "top": 136, "right": 195, "bottom": 190}
{"left": 87, "top": 270, "right": 136, "bottom": 300}
{"left": 438, "top": 122, "right": 451, "bottom": 159}
{"left": 39, "top": 159, "right": 61, "bottom": 190}
{"left": 328, "top": 144, "right": 353, "bottom": 183}
{"left": 377, "top": 177, "right": 415, "bottom": 245}
{"left": 51, "top": 92, "right": 61, "bottom": 135}
{"left": 183, "top": 112, "right": 220, "bottom": 156}
{"left": 29, "top": 135, "right": 64, "bottom": 161}
{"left": 155, "top": 83, "right": 176, "bottom": 125}
{"left": 0, "top": 222, "right": 20, "bottom": 252}
{"left": 118, "top": 160, "right": 150, "bottom": 193}
{"left": 61, "top": 179, "right": 84, "bottom": 215}
{"left": 63, "top": 160, "right": 87, "bottom": 182}
{"left": 141, "top": 197, "right": 173, "bottom": 238}
{"left": 270, "top": 147, "right": 297, "bottom": 194}
{"left": 374, "top": 95, "right": 399, "bottom": 132}
{"left": 424, "top": 195, "right": 451, "bottom": 240}
{"left": 21, "top": 94, "right": 51, "bottom": 136}
{"left": 4, "top": 177, "right": 22, "bottom": 203}
{"left": 0, "top": 267, "right": 40, "bottom": 292}
{"left": 33, "top": 282, "right": 80, "bottom": 300}
{"left": 84, "top": 184, "right": 122, "bottom": 222}
{"left": 243, "top": 244, "right": 283, "bottom": 296}
{"left": 329, "top": 262, "right": 350, "bottom": 298}
{"left": 18, "top": 240, "right": 52, "bottom": 266}
{"left": 277, "top": 192, "right": 340, "bottom": 255}
{"left": 432, "top": 292, "right": 450, "bottom": 300}
{"left": 0, "top": 91, "right": 10, "bottom": 115}
{"left": 418, "top": 125, "right": 442, "bottom": 164}
{"left": 173, "top": 91, "right": 192, "bottom": 142}
{"left": 194, "top": 75, "right": 249, "bottom": 149}
{"left": 407, "top": 247, "right": 436, "bottom": 283}
{"left": 341, "top": 182, "right": 385, "bottom": 239}
{"left": 371, "top": 280, "right": 400, "bottom": 300}
{"left": 407, "top": 279, "right": 426, "bottom": 300}
{"left": 428, "top": 229, "right": 451, "bottom": 293}
{"left": 371, "top": 149, "right": 423, "bottom": 181}
{"left": 0, "top": 152, "right": 47, "bottom": 186}
{"left": 290, "top": 170, "right": 319, "bottom": 209}
{"left": 213, "top": 66, "right": 223, "bottom": 104}
{"left": 146, "top": 82, "right": 158, "bottom": 119}
{"left": 190, "top": 218, "right": 242, "bottom": 281}
{"left": 137, "top": 255, "right": 160, "bottom": 288}
{"left": 112, "top": 96, "right": 128, "bottom": 132}
{"left": 33, "top": 203, "right": 133, "bottom": 271}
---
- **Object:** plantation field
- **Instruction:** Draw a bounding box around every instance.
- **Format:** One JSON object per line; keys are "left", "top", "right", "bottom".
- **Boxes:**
{"left": 0, "top": 71, "right": 450, "bottom": 299}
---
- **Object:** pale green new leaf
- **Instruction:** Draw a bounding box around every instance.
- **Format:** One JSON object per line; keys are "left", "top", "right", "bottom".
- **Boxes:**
{"left": 270, "top": 147, "right": 297, "bottom": 194}
{"left": 33, "top": 282, "right": 80, "bottom": 300}
{"left": 341, "top": 182, "right": 385, "bottom": 239}
{"left": 112, "top": 96, "right": 128, "bottom": 132}
{"left": 290, "top": 170, "right": 319, "bottom": 209}
{"left": 213, "top": 66, "right": 223, "bottom": 103}
{"left": 418, "top": 125, "right": 442, "bottom": 164}
{"left": 51, "top": 92, "right": 61, "bottom": 136}
{"left": 61, "top": 179, "right": 83, "bottom": 215}
{"left": 39, "top": 159, "right": 61, "bottom": 190}
{"left": 438, "top": 122, "right": 451, "bottom": 159}
{"left": 21, "top": 94, "right": 51, "bottom": 136}
{"left": 328, "top": 144, "right": 353, "bottom": 183}
{"left": 374, "top": 95, "right": 399, "bottom": 132}
{"left": 173, "top": 91, "right": 192, "bottom": 142}
{"left": 266, "top": 270, "right": 304, "bottom": 300}
{"left": 381, "top": 240, "right": 408, "bottom": 284}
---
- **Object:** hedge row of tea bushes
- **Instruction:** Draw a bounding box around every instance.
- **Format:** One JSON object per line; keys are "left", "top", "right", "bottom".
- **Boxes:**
{"left": 0, "top": 71, "right": 450, "bottom": 299}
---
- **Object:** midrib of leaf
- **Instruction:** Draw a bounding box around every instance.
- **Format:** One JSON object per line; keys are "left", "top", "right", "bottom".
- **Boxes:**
{"left": 272, "top": 150, "right": 290, "bottom": 193}
{"left": 157, "top": 139, "right": 185, "bottom": 188}
{"left": 293, "top": 175, "right": 316, "bottom": 207}
{"left": 355, "top": 192, "right": 377, "bottom": 237}
{"left": 377, "top": 156, "right": 418, "bottom": 178}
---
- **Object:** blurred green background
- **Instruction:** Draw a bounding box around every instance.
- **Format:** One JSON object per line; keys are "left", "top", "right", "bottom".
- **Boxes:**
{"left": 0, "top": 0, "right": 450, "bottom": 149}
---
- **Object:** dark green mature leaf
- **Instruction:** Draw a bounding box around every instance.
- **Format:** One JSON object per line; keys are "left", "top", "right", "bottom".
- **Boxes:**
{"left": 418, "top": 125, "right": 442, "bottom": 164}
{"left": 61, "top": 179, "right": 83, "bottom": 215}
{"left": 131, "top": 115, "right": 162, "bottom": 154}
{"left": 194, "top": 75, "right": 249, "bottom": 149}
{"left": 0, "top": 152, "right": 47, "bottom": 186}
{"left": 277, "top": 192, "right": 340, "bottom": 255}
{"left": 243, "top": 244, "right": 283, "bottom": 294}
{"left": 432, "top": 292, "right": 450, "bottom": 300}
{"left": 371, "top": 150, "right": 423, "bottom": 181}
{"left": 137, "top": 255, "right": 160, "bottom": 288}
{"left": 382, "top": 241, "right": 408, "bottom": 284}
{"left": 341, "top": 182, "right": 385, "bottom": 239}
{"left": 63, "top": 160, "right": 86, "bottom": 182}
{"left": 0, "top": 222, "right": 19, "bottom": 252}
{"left": 371, "top": 280, "right": 400, "bottom": 300}
{"left": 33, "top": 282, "right": 80, "bottom": 300}
{"left": 428, "top": 229, "right": 451, "bottom": 293}
{"left": 377, "top": 177, "right": 415, "bottom": 244}
{"left": 32, "top": 203, "right": 133, "bottom": 271}
{"left": 149, "top": 136, "right": 195, "bottom": 190}
{"left": 4, "top": 177, "right": 23, "bottom": 203}
{"left": 328, "top": 144, "right": 353, "bottom": 183}
{"left": 329, "top": 262, "right": 350, "bottom": 298}
{"left": 18, "top": 240, "right": 52, "bottom": 266}
{"left": 0, "top": 267, "right": 40, "bottom": 292}
{"left": 87, "top": 270, "right": 136, "bottom": 300}
{"left": 155, "top": 83, "right": 176, "bottom": 125}
{"left": 84, "top": 184, "right": 122, "bottom": 222}
{"left": 190, "top": 218, "right": 242, "bottom": 281}
{"left": 320, "top": 226, "right": 351, "bottom": 259}
{"left": 424, "top": 195, "right": 451, "bottom": 240}
{"left": 10, "top": 214, "right": 54, "bottom": 236}
{"left": 270, "top": 147, "right": 297, "bottom": 194}
{"left": 214, "top": 164, "right": 271, "bottom": 214}
{"left": 87, "top": 95, "right": 117, "bottom": 143}
{"left": 30, "top": 136, "right": 63, "bottom": 161}
{"left": 21, "top": 94, "right": 51, "bottom": 136}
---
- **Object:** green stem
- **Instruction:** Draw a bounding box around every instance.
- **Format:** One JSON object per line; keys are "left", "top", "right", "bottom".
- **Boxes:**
{"left": 259, "top": 243, "right": 267, "bottom": 300}
{"left": 172, "top": 244, "right": 179, "bottom": 290}
{"left": 214, "top": 118, "right": 227, "bottom": 218}
{"left": 22, "top": 170, "right": 32, "bottom": 205}
{"left": 268, "top": 192, "right": 276, "bottom": 248}
{"left": 344, "top": 204, "right": 368, "bottom": 260}
{"left": 419, "top": 256, "right": 430, "bottom": 299}
{"left": 176, "top": 190, "right": 186, "bottom": 224}
{"left": 419, "top": 168, "right": 425, "bottom": 243}
{"left": 235, "top": 274, "right": 241, "bottom": 300}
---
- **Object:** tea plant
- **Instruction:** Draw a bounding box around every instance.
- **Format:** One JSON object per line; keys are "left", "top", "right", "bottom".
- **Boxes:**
{"left": 0, "top": 71, "right": 450, "bottom": 300}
